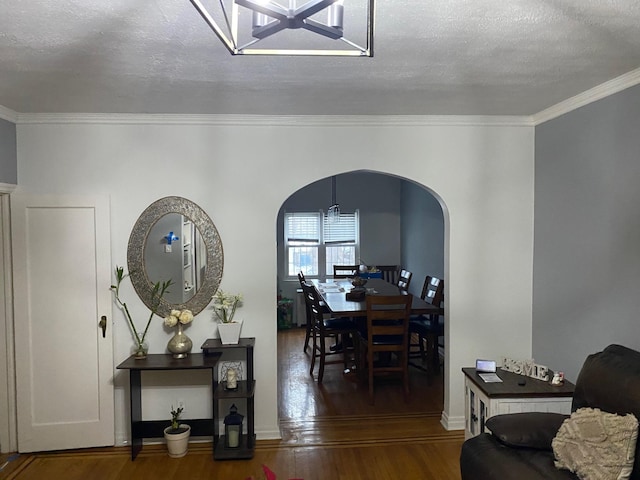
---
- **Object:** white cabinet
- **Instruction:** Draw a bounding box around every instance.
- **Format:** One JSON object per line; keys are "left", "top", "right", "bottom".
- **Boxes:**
{"left": 463, "top": 368, "right": 574, "bottom": 439}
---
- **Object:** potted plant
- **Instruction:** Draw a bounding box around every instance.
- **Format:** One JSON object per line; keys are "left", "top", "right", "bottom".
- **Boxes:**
{"left": 111, "top": 266, "right": 173, "bottom": 359}
{"left": 212, "top": 290, "right": 243, "bottom": 344}
{"left": 164, "top": 406, "right": 191, "bottom": 458}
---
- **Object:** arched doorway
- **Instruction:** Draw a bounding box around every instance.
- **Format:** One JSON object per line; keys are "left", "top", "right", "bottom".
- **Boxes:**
{"left": 276, "top": 170, "right": 447, "bottom": 422}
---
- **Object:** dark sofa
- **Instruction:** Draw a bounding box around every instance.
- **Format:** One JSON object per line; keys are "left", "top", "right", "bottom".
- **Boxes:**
{"left": 460, "top": 344, "right": 640, "bottom": 480}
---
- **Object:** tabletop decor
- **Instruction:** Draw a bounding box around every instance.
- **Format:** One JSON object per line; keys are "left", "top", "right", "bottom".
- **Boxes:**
{"left": 111, "top": 265, "right": 173, "bottom": 359}
{"left": 213, "top": 290, "right": 244, "bottom": 344}
{"left": 164, "top": 309, "right": 194, "bottom": 358}
{"left": 164, "top": 405, "right": 191, "bottom": 458}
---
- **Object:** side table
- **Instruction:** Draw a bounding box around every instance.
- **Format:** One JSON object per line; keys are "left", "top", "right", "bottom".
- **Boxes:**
{"left": 462, "top": 367, "right": 574, "bottom": 439}
{"left": 117, "top": 353, "right": 220, "bottom": 460}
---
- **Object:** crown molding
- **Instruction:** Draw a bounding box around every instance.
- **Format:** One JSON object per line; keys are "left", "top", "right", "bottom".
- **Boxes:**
{"left": 11, "top": 67, "right": 640, "bottom": 127}
{"left": 532, "top": 67, "right": 640, "bottom": 125}
{"left": 15, "top": 113, "right": 534, "bottom": 127}
{"left": 0, "top": 105, "right": 18, "bottom": 123}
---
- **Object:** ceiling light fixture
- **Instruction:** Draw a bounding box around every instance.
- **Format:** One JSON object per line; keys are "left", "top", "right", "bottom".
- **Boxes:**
{"left": 328, "top": 175, "right": 340, "bottom": 222}
{"left": 189, "top": 0, "right": 374, "bottom": 57}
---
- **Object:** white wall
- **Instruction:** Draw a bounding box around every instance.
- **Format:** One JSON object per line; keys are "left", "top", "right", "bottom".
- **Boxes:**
{"left": 16, "top": 116, "right": 534, "bottom": 438}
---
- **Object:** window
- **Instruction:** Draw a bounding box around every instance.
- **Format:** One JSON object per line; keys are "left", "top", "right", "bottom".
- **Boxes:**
{"left": 285, "top": 210, "right": 359, "bottom": 279}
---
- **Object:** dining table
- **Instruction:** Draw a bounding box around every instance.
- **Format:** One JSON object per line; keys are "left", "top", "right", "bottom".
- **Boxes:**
{"left": 311, "top": 277, "right": 444, "bottom": 378}
{"left": 312, "top": 277, "right": 443, "bottom": 317}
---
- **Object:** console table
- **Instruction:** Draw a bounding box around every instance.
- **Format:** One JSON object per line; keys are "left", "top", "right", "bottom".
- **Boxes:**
{"left": 462, "top": 367, "right": 575, "bottom": 439}
{"left": 117, "top": 353, "right": 220, "bottom": 460}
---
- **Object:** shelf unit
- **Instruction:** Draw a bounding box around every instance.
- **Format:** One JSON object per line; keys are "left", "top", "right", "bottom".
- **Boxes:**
{"left": 201, "top": 337, "right": 256, "bottom": 460}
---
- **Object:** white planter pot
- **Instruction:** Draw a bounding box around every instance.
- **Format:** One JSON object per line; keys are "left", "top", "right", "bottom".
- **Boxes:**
{"left": 218, "top": 320, "right": 243, "bottom": 345}
{"left": 164, "top": 424, "right": 191, "bottom": 458}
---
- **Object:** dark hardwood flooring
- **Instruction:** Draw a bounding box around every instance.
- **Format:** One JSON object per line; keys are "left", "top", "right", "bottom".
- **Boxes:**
{"left": 1, "top": 327, "right": 464, "bottom": 479}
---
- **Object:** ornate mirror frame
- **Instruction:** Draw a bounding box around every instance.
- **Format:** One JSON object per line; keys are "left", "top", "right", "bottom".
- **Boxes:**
{"left": 127, "top": 196, "right": 223, "bottom": 317}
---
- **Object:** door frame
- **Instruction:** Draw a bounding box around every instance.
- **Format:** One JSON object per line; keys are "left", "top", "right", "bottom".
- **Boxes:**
{"left": 0, "top": 183, "right": 17, "bottom": 453}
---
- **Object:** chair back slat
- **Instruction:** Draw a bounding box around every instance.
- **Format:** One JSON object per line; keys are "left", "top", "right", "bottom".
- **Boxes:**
{"left": 366, "top": 294, "right": 412, "bottom": 342}
{"left": 333, "top": 264, "right": 359, "bottom": 278}
{"left": 376, "top": 265, "right": 399, "bottom": 284}
{"left": 420, "top": 275, "right": 444, "bottom": 307}
{"left": 397, "top": 269, "right": 412, "bottom": 291}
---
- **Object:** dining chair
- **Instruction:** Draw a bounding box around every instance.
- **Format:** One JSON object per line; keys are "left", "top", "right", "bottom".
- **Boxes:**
{"left": 298, "top": 271, "right": 334, "bottom": 353}
{"left": 333, "top": 264, "right": 359, "bottom": 278}
{"left": 298, "top": 271, "right": 314, "bottom": 353}
{"left": 397, "top": 269, "right": 412, "bottom": 291}
{"left": 376, "top": 265, "right": 399, "bottom": 284}
{"left": 301, "top": 281, "right": 357, "bottom": 383}
{"left": 358, "top": 294, "right": 413, "bottom": 404}
{"left": 409, "top": 275, "right": 444, "bottom": 372}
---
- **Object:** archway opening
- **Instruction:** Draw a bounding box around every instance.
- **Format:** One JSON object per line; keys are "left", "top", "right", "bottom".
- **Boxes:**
{"left": 275, "top": 170, "right": 447, "bottom": 423}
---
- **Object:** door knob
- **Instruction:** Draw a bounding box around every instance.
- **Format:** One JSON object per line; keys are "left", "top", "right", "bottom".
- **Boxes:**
{"left": 99, "top": 316, "right": 107, "bottom": 338}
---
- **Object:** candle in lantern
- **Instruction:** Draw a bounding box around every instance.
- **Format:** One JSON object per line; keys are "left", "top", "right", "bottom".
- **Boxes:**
{"left": 227, "top": 427, "right": 240, "bottom": 448}
{"left": 226, "top": 367, "right": 237, "bottom": 389}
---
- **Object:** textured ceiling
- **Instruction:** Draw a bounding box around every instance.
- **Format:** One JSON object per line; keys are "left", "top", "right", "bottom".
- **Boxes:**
{"left": 1, "top": 0, "right": 640, "bottom": 116}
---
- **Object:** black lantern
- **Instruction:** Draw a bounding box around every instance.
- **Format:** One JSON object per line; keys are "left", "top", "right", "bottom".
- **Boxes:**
{"left": 224, "top": 404, "right": 244, "bottom": 448}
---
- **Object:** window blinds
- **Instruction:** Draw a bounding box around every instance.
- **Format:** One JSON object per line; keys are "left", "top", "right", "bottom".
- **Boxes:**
{"left": 323, "top": 212, "right": 357, "bottom": 244}
{"left": 285, "top": 212, "right": 321, "bottom": 243}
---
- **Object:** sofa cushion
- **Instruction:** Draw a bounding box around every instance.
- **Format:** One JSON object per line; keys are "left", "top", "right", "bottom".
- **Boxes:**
{"left": 552, "top": 407, "right": 639, "bottom": 480}
{"left": 461, "top": 433, "right": 579, "bottom": 480}
{"left": 487, "top": 412, "right": 569, "bottom": 450}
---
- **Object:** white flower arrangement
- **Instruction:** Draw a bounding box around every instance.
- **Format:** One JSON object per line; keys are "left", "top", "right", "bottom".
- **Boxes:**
{"left": 212, "top": 290, "right": 243, "bottom": 323}
{"left": 164, "top": 309, "right": 194, "bottom": 328}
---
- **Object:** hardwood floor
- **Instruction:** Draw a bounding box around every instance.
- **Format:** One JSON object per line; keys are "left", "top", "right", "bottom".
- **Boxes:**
{"left": 1, "top": 328, "right": 464, "bottom": 479}
{"left": 278, "top": 328, "right": 445, "bottom": 418}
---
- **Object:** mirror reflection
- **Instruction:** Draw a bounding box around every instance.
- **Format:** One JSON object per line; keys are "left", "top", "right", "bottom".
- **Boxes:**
{"left": 127, "top": 196, "right": 224, "bottom": 317}
{"left": 144, "top": 213, "right": 207, "bottom": 305}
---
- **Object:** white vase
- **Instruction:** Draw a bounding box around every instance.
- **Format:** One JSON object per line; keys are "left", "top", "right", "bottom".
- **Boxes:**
{"left": 164, "top": 424, "right": 191, "bottom": 458}
{"left": 218, "top": 320, "right": 243, "bottom": 345}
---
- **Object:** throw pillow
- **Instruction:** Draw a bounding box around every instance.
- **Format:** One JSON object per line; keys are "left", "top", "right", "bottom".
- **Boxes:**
{"left": 552, "top": 407, "right": 638, "bottom": 480}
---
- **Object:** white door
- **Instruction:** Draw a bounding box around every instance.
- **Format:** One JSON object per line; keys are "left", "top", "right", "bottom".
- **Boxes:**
{"left": 11, "top": 194, "right": 114, "bottom": 452}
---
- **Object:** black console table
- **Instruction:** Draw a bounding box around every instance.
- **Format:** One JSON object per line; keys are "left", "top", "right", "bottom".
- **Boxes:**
{"left": 116, "top": 353, "right": 220, "bottom": 460}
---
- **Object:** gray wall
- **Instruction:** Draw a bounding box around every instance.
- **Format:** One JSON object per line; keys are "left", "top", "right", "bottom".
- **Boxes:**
{"left": 400, "top": 180, "right": 445, "bottom": 298}
{"left": 533, "top": 83, "right": 640, "bottom": 381}
{"left": 0, "top": 119, "right": 17, "bottom": 184}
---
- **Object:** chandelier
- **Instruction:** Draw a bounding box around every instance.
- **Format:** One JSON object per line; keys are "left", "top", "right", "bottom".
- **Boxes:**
{"left": 189, "top": 0, "right": 375, "bottom": 57}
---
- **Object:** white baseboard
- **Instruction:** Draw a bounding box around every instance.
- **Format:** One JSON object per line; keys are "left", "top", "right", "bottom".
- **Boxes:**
{"left": 441, "top": 411, "right": 465, "bottom": 432}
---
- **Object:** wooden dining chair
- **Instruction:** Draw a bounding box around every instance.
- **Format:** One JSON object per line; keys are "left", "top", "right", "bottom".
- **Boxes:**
{"left": 409, "top": 275, "right": 444, "bottom": 372}
{"left": 298, "top": 271, "right": 314, "bottom": 353}
{"left": 301, "top": 281, "right": 357, "bottom": 383}
{"left": 298, "top": 271, "right": 334, "bottom": 353}
{"left": 358, "top": 294, "right": 412, "bottom": 404}
{"left": 397, "top": 269, "right": 412, "bottom": 291}
{"left": 376, "top": 265, "right": 399, "bottom": 284}
{"left": 333, "top": 265, "right": 359, "bottom": 278}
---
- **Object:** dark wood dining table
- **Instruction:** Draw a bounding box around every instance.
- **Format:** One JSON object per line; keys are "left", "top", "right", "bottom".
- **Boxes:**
{"left": 312, "top": 278, "right": 443, "bottom": 317}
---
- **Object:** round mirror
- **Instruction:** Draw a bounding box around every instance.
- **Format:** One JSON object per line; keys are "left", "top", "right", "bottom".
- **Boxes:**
{"left": 127, "top": 196, "right": 223, "bottom": 317}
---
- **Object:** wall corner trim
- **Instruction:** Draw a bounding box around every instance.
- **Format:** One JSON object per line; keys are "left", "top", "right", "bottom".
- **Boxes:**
{"left": 532, "top": 67, "right": 640, "bottom": 125}
{"left": 0, "top": 105, "right": 18, "bottom": 124}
